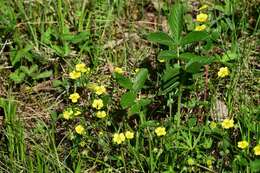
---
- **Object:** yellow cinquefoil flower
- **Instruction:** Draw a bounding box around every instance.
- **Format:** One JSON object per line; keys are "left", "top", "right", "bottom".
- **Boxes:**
{"left": 238, "top": 141, "right": 249, "bottom": 149}
{"left": 92, "top": 99, "right": 104, "bottom": 110}
{"left": 113, "top": 133, "right": 125, "bottom": 144}
{"left": 125, "top": 131, "right": 134, "bottom": 139}
{"left": 96, "top": 111, "right": 107, "bottom": 118}
{"left": 196, "top": 13, "right": 208, "bottom": 22}
{"left": 114, "top": 67, "right": 124, "bottom": 74}
{"left": 199, "top": 5, "right": 208, "bottom": 11}
{"left": 210, "top": 121, "right": 217, "bottom": 129}
{"left": 253, "top": 145, "right": 260, "bottom": 155}
{"left": 94, "top": 85, "right": 106, "bottom": 95}
{"left": 63, "top": 109, "right": 73, "bottom": 120}
{"left": 69, "top": 93, "right": 80, "bottom": 103}
{"left": 74, "top": 110, "right": 81, "bottom": 116}
{"left": 221, "top": 118, "right": 234, "bottom": 129}
{"left": 135, "top": 68, "right": 140, "bottom": 73}
{"left": 155, "top": 127, "right": 166, "bottom": 136}
{"left": 218, "top": 67, "right": 229, "bottom": 78}
{"left": 75, "top": 125, "right": 85, "bottom": 135}
{"left": 76, "top": 63, "right": 90, "bottom": 73}
{"left": 195, "top": 24, "right": 206, "bottom": 31}
{"left": 158, "top": 59, "right": 165, "bottom": 63}
{"left": 69, "top": 70, "right": 81, "bottom": 79}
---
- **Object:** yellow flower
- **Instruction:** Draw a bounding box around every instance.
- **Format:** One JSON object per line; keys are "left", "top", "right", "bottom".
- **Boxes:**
{"left": 237, "top": 141, "right": 249, "bottom": 149}
{"left": 113, "top": 133, "right": 125, "bottom": 144}
{"left": 196, "top": 13, "right": 208, "bottom": 22}
{"left": 63, "top": 109, "right": 73, "bottom": 120}
{"left": 221, "top": 118, "right": 234, "bottom": 129}
{"left": 69, "top": 93, "right": 80, "bottom": 103}
{"left": 96, "top": 111, "right": 107, "bottom": 118}
{"left": 195, "top": 24, "right": 206, "bottom": 31}
{"left": 69, "top": 70, "right": 81, "bottom": 79}
{"left": 114, "top": 67, "right": 124, "bottom": 74}
{"left": 199, "top": 5, "right": 208, "bottom": 11}
{"left": 218, "top": 67, "right": 229, "bottom": 78}
{"left": 253, "top": 145, "right": 260, "bottom": 155}
{"left": 210, "top": 121, "right": 217, "bottom": 129}
{"left": 75, "top": 125, "right": 85, "bottom": 135}
{"left": 125, "top": 131, "right": 134, "bottom": 139}
{"left": 135, "top": 68, "right": 140, "bottom": 73}
{"left": 155, "top": 127, "right": 166, "bottom": 136}
{"left": 74, "top": 110, "right": 81, "bottom": 116}
{"left": 94, "top": 85, "right": 106, "bottom": 95}
{"left": 76, "top": 63, "right": 90, "bottom": 73}
{"left": 92, "top": 99, "right": 104, "bottom": 110}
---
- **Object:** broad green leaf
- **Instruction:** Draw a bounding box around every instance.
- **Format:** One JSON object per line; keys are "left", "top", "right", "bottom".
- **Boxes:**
{"left": 132, "top": 68, "right": 148, "bottom": 91}
{"left": 168, "top": 3, "right": 183, "bottom": 44}
{"left": 158, "top": 50, "right": 176, "bottom": 62}
{"left": 185, "top": 61, "right": 203, "bottom": 74}
{"left": 250, "top": 159, "right": 260, "bottom": 172}
{"left": 129, "top": 103, "right": 141, "bottom": 115}
{"left": 162, "top": 65, "right": 180, "bottom": 82}
{"left": 181, "top": 31, "right": 209, "bottom": 45}
{"left": 120, "top": 91, "right": 137, "bottom": 109}
{"left": 20, "top": 65, "right": 38, "bottom": 76}
{"left": 9, "top": 70, "right": 25, "bottom": 84}
{"left": 32, "top": 70, "right": 52, "bottom": 80}
{"left": 147, "top": 32, "right": 174, "bottom": 46}
{"left": 114, "top": 73, "right": 133, "bottom": 89}
{"left": 179, "top": 53, "right": 215, "bottom": 64}
{"left": 139, "top": 120, "right": 158, "bottom": 129}
{"left": 159, "top": 81, "right": 180, "bottom": 95}
{"left": 10, "top": 44, "right": 33, "bottom": 66}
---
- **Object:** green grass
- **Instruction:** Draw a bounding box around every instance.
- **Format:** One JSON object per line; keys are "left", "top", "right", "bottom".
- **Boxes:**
{"left": 0, "top": 0, "right": 259, "bottom": 172}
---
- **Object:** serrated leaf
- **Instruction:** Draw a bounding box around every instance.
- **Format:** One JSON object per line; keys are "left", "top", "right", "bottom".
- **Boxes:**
{"left": 162, "top": 65, "right": 180, "bottom": 82}
{"left": 168, "top": 3, "right": 183, "bottom": 44}
{"left": 132, "top": 68, "right": 148, "bottom": 91}
{"left": 120, "top": 91, "right": 137, "bottom": 109}
{"left": 33, "top": 70, "right": 52, "bottom": 80}
{"left": 9, "top": 70, "right": 25, "bottom": 84}
{"left": 10, "top": 44, "right": 33, "bottom": 66}
{"left": 158, "top": 50, "right": 176, "bottom": 62}
{"left": 181, "top": 31, "right": 209, "bottom": 45}
{"left": 179, "top": 53, "right": 215, "bottom": 64}
{"left": 185, "top": 61, "right": 203, "bottom": 73}
{"left": 147, "top": 32, "right": 174, "bottom": 46}
{"left": 20, "top": 65, "right": 38, "bottom": 76}
{"left": 41, "top": 27, "right": 52, "bottom": 44}
{"left": 139, "top": 120, "right": 158, "bottom": 129}
{"left": 114, "top": 73, "right": 133, "bottom": 89}
{"left": 129, "top": 103, "right": 141, "bottom": 115}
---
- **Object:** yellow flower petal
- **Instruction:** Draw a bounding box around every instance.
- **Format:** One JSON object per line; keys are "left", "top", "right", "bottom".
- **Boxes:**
{"left": 114, "top": 67, "right": 124, "bottom": 74}
{"left": 155, "top": 127, "right": 166, "bottom": 136}
{"left": 196, "top": 13, "right": 208, "bottom": 22}
{"left": 75, "top": 125, "right": 85, "bottom": 135}
{"left": 195, "top": 24, "right": 206, "bottom": 31}
{"left": 218, "top": 67, "right": 229, "bottom": 78}
{"left": 253, "top": 145, "right": 260, "bottom": 155}
{"left": 69, "top": 71, "right": 81, "bottom": 79}
{"left": 113, "top": 133, "right": 125, "bottom": 144}
{"left": 92, "top": 99, "right": 104, "bottom": 110}
{"left": 237, "top": 141, "right": 249, "bottom": 149}
{"left": 96, "top": 111, "right": 107, "bottom": 118}
{"left": 221, "top": 119, "right": 234, "bottom": 129}
{"left": 69, "top": 93, "right": 80, "bottom": 103}
{"left": 125, "top": 131, "right": 134, "bottom": 139}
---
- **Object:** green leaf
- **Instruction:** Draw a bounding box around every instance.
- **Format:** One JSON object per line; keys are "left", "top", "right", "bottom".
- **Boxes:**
{"left": 250, "top": 159, "right": 260, "bottom": 172}
{"left": 185, "top": 61, "right": 203, "bottom": 74}
{"left": 139, "top": 120, "right": 158, "bottom": 129}
{"left": 114, "top": 73, "right": 133, "bottom": 89}
{"left": 162, "top": 65, "right": 180, "bottom": 82}
{"left": 129, "top": 103, "right": 141, "bottom": 115}
{"left": 181, "top": 31, "right": 209, "bottom": 45}
{"left": 20, "top": 65, "right": 38, "bottom": 76}
{"left": 179, "top": 53, "right": 215, "bottom": 65}
{"left": 32, "top": 70, "right": 52, "bottom": 80}
{"left": 158, "top": 50, "right": 176, "bottom": 62}
{"left": 132, "top": 68, "right": 148, "bottom": 91}
{"left": 147, "top": 32, "right": 174, "bottom": 46}
{"left": 41, "top": 27, "right": 52, "bottom": 44}
{"left": 120, "top": 91, "right": 137, "bottom": 109}
{"left": 9, "top": 70, "right": 25, "bottom": 84}
{"left": 10, "top": 44, "right": 33, "bottom": 66}
{"left": 168, "top": 3, "right": 183, "bottom": 44}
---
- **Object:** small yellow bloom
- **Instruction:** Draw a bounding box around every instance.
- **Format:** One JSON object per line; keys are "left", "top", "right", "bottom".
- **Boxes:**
{"left": 199, "top": 5, "right": 208, "bottom": 11}
{"left": 253, "top": 145, "right": 260, "bottom": 155}
{"left": 113, "top": 133, "right": 125, "bottom": 144}
{"left": 76, "top": 63, "right": 90, "bottom": 73}
{"left": 196, "top": 13, "right": 208, "bottom": 22}
{"left": 125, "top": 131, "right": 134, "bottom": 139}
{"left": 94, "top": 85, "right": 106, "bottom": 95}
{"left": 195, "top": 24, "right": 206, "bottom": 31}
{"left": 75, "top": 125, "right": 85, "bottom": 135}
{"left": 69, "top": 70, "right": 81, "bottom": 79}
{"left": 74, "top": 110, "right": 81, "bottom": 116}
{"left": 92, "top": 99, "right": 104, "bottom": 110}
{"left": 114, "top": 67, "right": 124, "bottom": 74}
{"left": 69, "top": 93, "right": 80, "bottom": 103}
{"left": 135, "top": 68, "right": 140, "bottom": 73}
{"left": 221, "top": 118, "right": 234, "bottom": 129}
{"left": 237, "top": 141, "right": 249, "bottom": 149}
{"left": 218, "top": 67, "right": 229, "bottom": 78}
{"left": 210, "top": 121, "right": 217, "bottom": 129}
{"left": 63, "top": 109, "right": 73, "bottom": 120}
{"left": 155, "top": 127, "right": 166, "bottom": 136}
{"left": 96, "top": 111, "right": 107, "bottom": 118}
